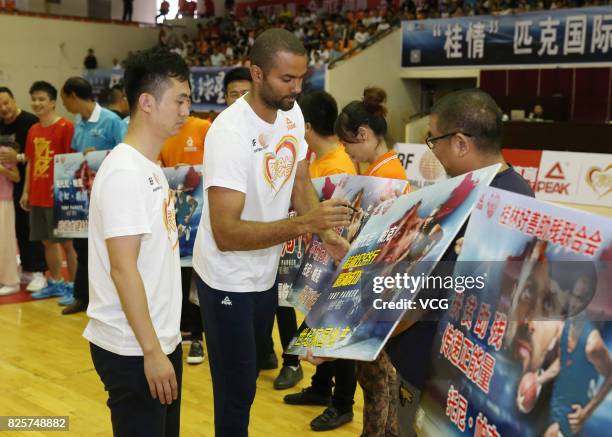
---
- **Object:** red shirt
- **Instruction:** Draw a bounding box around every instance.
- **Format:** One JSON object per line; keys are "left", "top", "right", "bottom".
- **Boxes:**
{"left": 25, "top": 118, "right": 74, "bottom": 207}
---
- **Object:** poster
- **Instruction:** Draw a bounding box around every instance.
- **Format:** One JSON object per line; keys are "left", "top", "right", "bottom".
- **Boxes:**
{"left": 278, "top": 174, "right": 344, "bottom": 307}
{"left": 286, "top": 174, "right": 410, "bottom": 314}
{"left": 53, "top": 151, "right": 109, "bottom": 238}
{"left": 416, "top": 186, "right": 612, "bottom": 437}
{"left": 162, "top": 165, "right": 204, "bottom": 266}
{"left": 285, "top": 165, "right": 500, "bottom": 361}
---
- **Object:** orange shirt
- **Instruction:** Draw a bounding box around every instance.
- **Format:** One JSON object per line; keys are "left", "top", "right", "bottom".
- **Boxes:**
{"left": 159, "top": 116, "right": 211, "bottom": 167}
{"left": 363, "top": 150, "right": 408, "bottom": 181}
{"left": 309, "top": 144, "right": 357, "bottom": 178}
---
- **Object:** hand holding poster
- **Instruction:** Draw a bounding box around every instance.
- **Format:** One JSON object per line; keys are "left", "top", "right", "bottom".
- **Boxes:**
{"left": 416, "top": 186, "right": 612, "bottom": 437}
{"left": 285, "top": 165, "right": 500, "bottom": 361}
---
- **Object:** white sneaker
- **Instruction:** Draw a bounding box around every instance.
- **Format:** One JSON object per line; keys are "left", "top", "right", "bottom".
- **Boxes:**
{"left": 0, "top": 284, "right": 20, "bottom": 296}
{"left": 26, "top": 272, "right": 47, "bottom": 292}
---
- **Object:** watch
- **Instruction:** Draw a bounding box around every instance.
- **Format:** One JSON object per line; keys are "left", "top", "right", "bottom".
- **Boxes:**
{"left": 17, "top": 153, "right": 25, "bottom": 163}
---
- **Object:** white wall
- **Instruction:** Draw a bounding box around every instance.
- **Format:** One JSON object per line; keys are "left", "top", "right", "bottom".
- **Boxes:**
{"left": 326, "top": 28, "right": 421, "bottom": 144}
{"left": 111, "top": 0, "right": 157, "bottom": 23}
{"left": 0, "top": 14, "right": 158, "bottom": 119}
{"left": 16, "top": 0, "right": 87, "bottom": 16}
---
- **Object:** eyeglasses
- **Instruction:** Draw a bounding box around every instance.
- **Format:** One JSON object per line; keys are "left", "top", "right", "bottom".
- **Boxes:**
{"left": 425, "top": 131, "right": 473, "bottom": 150}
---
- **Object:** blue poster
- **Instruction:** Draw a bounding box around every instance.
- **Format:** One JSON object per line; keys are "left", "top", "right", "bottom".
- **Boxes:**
{"left": 278, "top": 174, "right": 345, "bottom": 307}
{"left": 286, "top": 165, "right": 500, "bottom": 361}
{"left": 53, "top": 151, "right": 109, "bottom": 238}
{"left": 416, "top": 187, "right": 612, "bottom": 437}
{"left": 83, "top": 69, "right": 124, "bottom": 101}
{"left": 286, "top": 174, "right": 409, "bottom": 315}
{"left": 402, "top": 6, "right": 612, "bottom": 68}
{"left": 163, "top": 165, "right": 204, "bottom": 266}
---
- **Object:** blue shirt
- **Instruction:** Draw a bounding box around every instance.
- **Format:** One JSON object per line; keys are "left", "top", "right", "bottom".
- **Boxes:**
{"left": 71, "top": 103, "right": 126, "bottom": 152}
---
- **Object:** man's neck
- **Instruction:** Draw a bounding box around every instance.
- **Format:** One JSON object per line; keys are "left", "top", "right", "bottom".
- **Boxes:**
{"left": 80, "top": 101, "right": 96, "bottom": 121}
{"left": 467, "top": 153, "right": 508, "bottom": 174}
{"left": 3, "top": 108, "right": 21, "bottom": 125}
{"left": 39, "top": 112, "right": 59, "bottom": 128}
{"left": 310, "top": 135, "right": 339, "bottom": 159}
{"left": 245, "top": 91, "right": 277, "bottom": 124}
{"left": 122, "top": 118, "right": 163, "bottom": 163}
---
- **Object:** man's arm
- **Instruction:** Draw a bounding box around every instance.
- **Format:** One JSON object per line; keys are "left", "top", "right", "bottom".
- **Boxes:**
{"left": 209, "top": 184, "right": 350, "bottom": 252}
{"left": 106, "top": 235, "right": 178, "bottom": 406}
{"left": 290, "top": 159, "right": 351, "bottom": 261}
{"left": 19, "top": 160, "right": 31, "bottom": 211}
{"left": 568, "top": 329, "right": 612, "bottom": 433}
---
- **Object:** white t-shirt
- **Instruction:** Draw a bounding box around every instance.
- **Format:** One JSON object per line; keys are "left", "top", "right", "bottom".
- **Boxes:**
{"left": 193, "top": 96, "right": 308, "bottom": 292}
{"left": 83, "top": 143, "right": 182, "bottom": 356}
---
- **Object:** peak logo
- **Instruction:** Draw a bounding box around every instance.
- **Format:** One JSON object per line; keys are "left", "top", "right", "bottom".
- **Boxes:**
{"left": 536, "top": 161, "right": 570, "bottom": 195}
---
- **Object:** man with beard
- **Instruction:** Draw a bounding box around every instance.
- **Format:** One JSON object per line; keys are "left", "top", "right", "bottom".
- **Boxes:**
{"left": 191, "top": 28, "right": 352, "bottom": 437}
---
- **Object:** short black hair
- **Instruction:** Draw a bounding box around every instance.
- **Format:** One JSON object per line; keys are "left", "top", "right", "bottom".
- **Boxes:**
{"left": 0, "top": 87, "right": 14, "bottom": 99}
{"left": 62, "top": 77, "right": 94, "bottom": 101}
{"left": 223, "top": 67, "right": 252, "bottom": 93}
{"left": 123, "top": 47, "right": 190, "bottom": 116}
{"left": 29, "top": 81, "right": 57, "bottom": 101}
{"left": 431, "top": 89, "right": 503, "bottom": 154}
{"left": 100, "top": 86, "right": 124, "bottom": 106}
{"left": 249, "top": 28, "right": 307, "bottom": 73}
{"left": 300, "top": 91, "right": 338, "bottom": 137}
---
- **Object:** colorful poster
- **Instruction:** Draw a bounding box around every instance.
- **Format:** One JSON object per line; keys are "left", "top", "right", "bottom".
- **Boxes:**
{"left": 416, "top": 186, "right": 612, "bottom": 437}
{"left": 162, "top": 165, "right": 204, "bottom": 266}
{"left": 286, "top": 174, "right": 410, "bottom": 315}
{"left": 53, "top": 151, "right": 109, "bottom": 238}
{"left": 285, "top": 165, "right": 500, "bottom": 361}
{"left": 395, "top": 143, "right": 448, "bottom": 190}
{"left": 278, "top": 175, "right": 344, "bottom": 307}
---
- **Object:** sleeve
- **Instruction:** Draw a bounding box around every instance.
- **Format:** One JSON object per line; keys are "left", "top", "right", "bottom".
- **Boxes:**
{"left": 64, "top": 122, "right": 75, "bottom": 153}
{"left": 24, "top": 128, "right": 34, "bottom": 161}
{"left": 203, "top": 127, "right": 250, "bottom": 193}
{"left": 98, "top": 169, "right": 152, "bottom": 239}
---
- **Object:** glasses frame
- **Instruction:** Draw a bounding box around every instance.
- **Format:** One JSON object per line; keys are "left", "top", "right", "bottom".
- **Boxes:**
{"left": 425, "top": 131, "right": 473, "bottom": 150}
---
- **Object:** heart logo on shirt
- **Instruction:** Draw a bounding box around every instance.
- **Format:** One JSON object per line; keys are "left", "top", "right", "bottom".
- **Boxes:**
{"left": 585, "top": 164, "right": 611, "bottom": 198}
{"left": 263, "top": 135, "right": 298, "bottom": 193}
{"left": 486, "top": 193, "right": 500, "bottom": 218}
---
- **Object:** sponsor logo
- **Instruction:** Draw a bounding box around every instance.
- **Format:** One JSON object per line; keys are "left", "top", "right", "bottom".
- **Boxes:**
{"left": 286, "top": 117, "right": 296, "bottom": 130}
{"left": 221, "top": 296, "right": 232, "bottom": 306}
{"left": 585, "top": 164, "right": 612, "bottom": 198}
{"left": 536, "top": 161, "right": 570, "bottom": 195}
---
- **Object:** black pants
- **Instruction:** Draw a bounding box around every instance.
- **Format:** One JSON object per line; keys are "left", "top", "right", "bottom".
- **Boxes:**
{"left": 180, "top": 267, "right": 203, "bottom": 341}
{"left": 196, "top": 276, "right": 277, "bottom": 437}
{"left": 14, "top": 198, "right": 46, "bottom": 273}
{"left": 90, "top": 343, "right": 183, "bottom": 437}
{"left": 311, "top": 359, "right": 357, "bottom": 412}
{"left": 73, "top": 238, "right": 88, "bottom": 302}
{"left": 270, "top": 306, "right": 299, "bottom": 367}
{"left": 122, "top": 2, "right": 133, "bottom": 21}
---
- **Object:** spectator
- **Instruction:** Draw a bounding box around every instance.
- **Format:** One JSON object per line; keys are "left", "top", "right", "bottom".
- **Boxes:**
{"left": 122, "top": 0, "right": 133, "bottom": 22}
{"left": 157, "top": 0, "right": 170, "bottom": 21}
{"left": 223, "top": 67, "right": 252, "bottom": 106}
{"left": 353, "top": 24, "right": 370, "bottom": 45}
{"left": 21, "top": 81, "right": 78, "bottom": 303}
{"left": 84, "top": 49, "right": 98, "bottom": 70}
{"left": 111, "top": 58, "right": 122, "bottom": 70}
{"left": 59, "top": 77, "right": 126, "bottom": 315}
{"left": 104, "top": 85, "right": 130, "bottom": 119}
{"left": 0, "top": 86, "right": 47, "bottom": 292}
{"left": 0, "top": 137, "right": 20, "bottom": 296}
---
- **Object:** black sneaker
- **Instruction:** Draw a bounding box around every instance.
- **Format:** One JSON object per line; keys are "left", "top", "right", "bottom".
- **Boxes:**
{"left": 283, "top": 387, "right": 331, "bottom": 406}
{"left": 274, "top": 365, "right": 303, "bottom": 390}
{"left": 310, "top": 406, "right": 353, "bottom": 431}
{"left": 187, "top": 340, "right": 205, "bottom": 364}
{"left": 260, "top": 352, "right": 279, "bottom": 370}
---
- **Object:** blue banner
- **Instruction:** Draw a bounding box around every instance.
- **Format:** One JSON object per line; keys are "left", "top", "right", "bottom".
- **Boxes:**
{"left": 85, "top": 65, "right": 327, "bottom": 112}
{"left": 401, "top": 6, "right": 612, "bottom": 68}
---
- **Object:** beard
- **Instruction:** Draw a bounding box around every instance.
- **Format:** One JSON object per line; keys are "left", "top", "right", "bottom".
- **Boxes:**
{"left": 261, "top": 81, "right": 297, "bottom": 112}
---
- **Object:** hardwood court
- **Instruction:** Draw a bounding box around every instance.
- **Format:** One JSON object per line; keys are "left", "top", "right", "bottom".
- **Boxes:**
{"left": 0, "top": 298, "right": 364, "bottom": 437}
